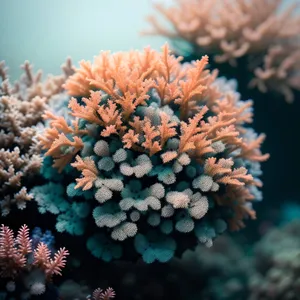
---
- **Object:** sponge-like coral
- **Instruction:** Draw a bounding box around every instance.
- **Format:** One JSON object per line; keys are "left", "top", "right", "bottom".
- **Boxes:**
{"left": 146, "top": 0, "right": 300, "bottom": 102}
{"left": 0, "top": 60, "right": 74, "bottom": 216}
{"left": 37, "top": 45, "right": 268, "bottom": 262}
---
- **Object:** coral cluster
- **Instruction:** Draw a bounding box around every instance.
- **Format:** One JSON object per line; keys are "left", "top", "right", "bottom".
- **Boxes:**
{"left": 0, "top": 224, "right": 69, "bottom": 299}
{"left": 34, "top": 44, "right": 268, "bottom": 263}
{"left": 0, "top": 59, "right": 74, "bottom": 216}
{"left": 147, "top": 0, "right": 300, "bottom": 102}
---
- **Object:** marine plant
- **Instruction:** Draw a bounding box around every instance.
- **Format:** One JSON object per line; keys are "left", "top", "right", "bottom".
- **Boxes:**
{"left": 146, "top": 0, "right": 300, "bottom": 102}
{"left": 33, "top": 44, "right": 268, "bottom": 263}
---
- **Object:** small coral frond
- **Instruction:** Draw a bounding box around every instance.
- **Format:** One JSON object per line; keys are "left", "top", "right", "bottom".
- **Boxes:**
{"left": 204, "top": 157, "right": 233, "bottom": 177}
{"left": 122, "top": 129, "right": 139, "bottom": 149}
{"left": 45, "top": 134, "right": 84, "bottom": 172}
{"left": 33, "top": 242, "right": 51, "bottom": 269}
{"left": 64, "top": 60, "right": 93, "bottom": 96}
{"left": 157, "top": 112, "right": 177, "bottom": 147}
{"left": 92, "top": 287, "right": 116, "bottom": 300}
{"left": 176, "top": 56, "right": 209, "bottom": 118}
{"left": 178, "top": 106, "right": 209, "bottom": 153}
{"left": 16, "top": 225, "right": 32, "bottom": 255}
{"left": 98, "top": 100, "right": 124, "bottom": 136}
{"left": 71, "top": 156, "right": 98, "bottom": 190}
{"left": 218, "top": 167, "right": 254, "bottom": 186}
{"left": 142, "top": 118, "right": 162, "bottom": 156}
{"left": 100, "top": 287, "right": 116, "bottom": 300}
{"left": 69, "top": 96, "right": 102, "bottom": 125}
{"left": 45, "top": 247, "right": 69, "bottom": 278}
{"left": 161, "top": 151, "right": 178, "bottom": 163}
{"left": 238, "top": 133, "right": 270, "bottom": 162}
{"left": 42, "top": 111, "right": 73, "bottom": 134}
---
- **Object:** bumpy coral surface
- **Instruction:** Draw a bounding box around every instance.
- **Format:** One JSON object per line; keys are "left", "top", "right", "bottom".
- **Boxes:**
{"left": 147, "top": 0, "right": 300, "bottom": 102}
{"left": 0, "top": 59, "right": 74, "bottom": 216}
{"left": 36, "top": 45, "right": 268, "bottom": 263}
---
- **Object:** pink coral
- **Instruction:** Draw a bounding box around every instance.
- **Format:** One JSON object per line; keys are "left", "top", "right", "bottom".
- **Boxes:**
{"left": 0, "top": 224, "right": 69, "bottom": 280}
{"left": 91, "top": 287, "right": 116, "bottom": 300}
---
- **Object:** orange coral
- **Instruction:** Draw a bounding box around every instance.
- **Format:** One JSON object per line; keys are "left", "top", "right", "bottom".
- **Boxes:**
{"left": 71, "top": 156, "right": 98, "bottom": 191}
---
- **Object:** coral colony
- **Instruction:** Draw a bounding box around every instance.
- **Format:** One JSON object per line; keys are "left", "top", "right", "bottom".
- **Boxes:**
{"left": 34, "top": 44, "right": 268, "bottom": 264}
{"left": 147, "top": 0, "right": 300, "bottom": 102}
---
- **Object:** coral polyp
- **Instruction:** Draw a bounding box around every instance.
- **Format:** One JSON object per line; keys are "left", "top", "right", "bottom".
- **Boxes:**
{"left": 35, "top": 44, "right": 268, "bottom": 263}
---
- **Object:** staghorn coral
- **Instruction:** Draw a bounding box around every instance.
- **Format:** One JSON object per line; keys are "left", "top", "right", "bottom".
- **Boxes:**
{"left": 146, "top": 0, "right": 300, "bottom": 102}
{"left": 0, "top": 224, "right": 69, "bottom": 298}
{"left": 0, "top": 59, "right": 74, "bottom": 216}
{"left": 35, "top": 44, "right": 268, "bottom": 263}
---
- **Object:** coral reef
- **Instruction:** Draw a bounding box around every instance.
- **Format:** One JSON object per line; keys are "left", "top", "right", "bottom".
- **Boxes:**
{"left": 0, "top": 59, "right": 74, "bottom": 216}
{"left": 0, "top": 224, "right": 69, "bottom": 299}
{"left": 33, "top": 44, "right": 268, "bottom": 263}
{"left": 146, "top": 0, "right": 300, "bottom": 102}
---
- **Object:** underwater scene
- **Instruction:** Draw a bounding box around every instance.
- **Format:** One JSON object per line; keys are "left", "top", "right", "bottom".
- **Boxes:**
{"left": 1, "top": 0, "right": 300, "bottom": 299}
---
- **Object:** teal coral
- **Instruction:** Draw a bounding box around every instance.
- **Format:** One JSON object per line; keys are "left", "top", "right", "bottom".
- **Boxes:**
{"left": 134, "top": 231, "right": 176, "bottom": 263}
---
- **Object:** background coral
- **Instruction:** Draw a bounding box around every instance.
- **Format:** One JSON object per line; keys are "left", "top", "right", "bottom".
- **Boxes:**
{"left": 0, "top": 59, "right": 74, "bottom": 216}
{"left": 34, "top": 44, "right": 268, "bottom": 263}
{"left": 146, "top": 0, "right": 300, "bottom": 102}
{"left": 248, "top": 220, "right": 300, "bottom": 299}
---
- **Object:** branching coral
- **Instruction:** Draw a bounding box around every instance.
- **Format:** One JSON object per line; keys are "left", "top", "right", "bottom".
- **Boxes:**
{"left": 146, "top": 0, "right": 300, "bottom": 102}
{"left": 35, "top": 44, "right": 268, "bottom": 263}
{"left": 0, "top": 59, "right": 74, "bottom": 216}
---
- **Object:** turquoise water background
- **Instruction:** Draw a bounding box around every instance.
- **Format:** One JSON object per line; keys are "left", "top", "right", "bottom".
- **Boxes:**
{"left": 0, "top": 0, "right": 167, "bottom": 79}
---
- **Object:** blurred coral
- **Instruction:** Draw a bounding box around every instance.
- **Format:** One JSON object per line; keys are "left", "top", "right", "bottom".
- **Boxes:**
{"left": 89, "top": 287, "right": 116, "bottom": 300}
{"left": 0, "top": 59, "right": 74, "bottom": 216}
{"left": 35, "top": 44, "right": 268, "bottom": 263}
{"left": 146, "top": 0, "right": 300, "bottom": 102}
{"left": 248, "top": 220, "right": 300, "bottom": 299}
